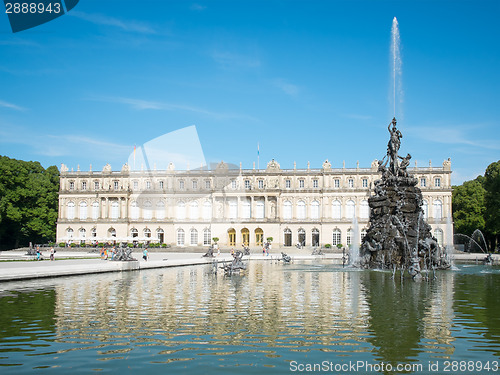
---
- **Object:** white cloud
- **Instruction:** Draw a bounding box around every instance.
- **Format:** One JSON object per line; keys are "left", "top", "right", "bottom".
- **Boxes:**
{"left": 70, "top": 11, "right": 156, "bottom": 34}
{"left": 211, "top": 51, "right": 261, "bottom": 69}
{"left": 0, "top": 99, "right": 26, "bottom": 111}
{"left": 0, "top": 124, "right": 130, "bottom": 160}
{"left": 272, "top": 78, "right": 299, "bottom": 97}
{"left": 342, "top": 113, "right": 373, "bottom": 121}
{"left": 190, "top": 3, "right": 207, "bottom": 11}
{"left": 87, "top": 95, "right": 258, "bottom": 121}
{"left": 406, "top": 124, "right": 500, "bottom": 150}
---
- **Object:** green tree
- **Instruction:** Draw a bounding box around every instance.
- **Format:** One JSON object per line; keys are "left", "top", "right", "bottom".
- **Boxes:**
{"left": 484, "top": 161, "right": 500, "bottom": 251}
{"left": 0, "top": 156, "right": 59, "bottom": 249}
{"left": 452, "top": 176, "right": 486, "bottom": 237}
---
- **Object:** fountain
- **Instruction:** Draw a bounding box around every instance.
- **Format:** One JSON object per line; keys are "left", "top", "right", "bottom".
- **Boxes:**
{"left": 454, "top": 230, "right": 488, "bottom": 253}
{"left": 359, "top": 118, "right": 451, "bottom": 280}
{"left": 349, "top": 216, "right": 361, "bottom": 266}
{"left": 445, "top": 214, "right": 455, "bottom": 266}
{"left": 391, "top": 17, "right": 403, "bottom": 119}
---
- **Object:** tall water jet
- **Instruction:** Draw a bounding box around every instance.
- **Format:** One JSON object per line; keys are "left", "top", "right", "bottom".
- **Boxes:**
{"left": 350, "top": 216, "right": 360, "bottom": 266}
{"left": 445, "top": 214, "right": 455, "bottom": 266}
{"left": 391, "top": 17, "right": 403, "bottom": 118}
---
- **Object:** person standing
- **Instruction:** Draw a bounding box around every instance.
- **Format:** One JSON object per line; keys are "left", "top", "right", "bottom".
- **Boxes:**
{"left": 143, "top": 248, "right": 148, "bottom": 261}
{"left": 50, "top": 247, "right": 55, "bottom": 261}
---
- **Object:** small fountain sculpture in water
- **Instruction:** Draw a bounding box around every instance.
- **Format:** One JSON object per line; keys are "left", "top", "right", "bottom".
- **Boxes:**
{"left": 359, "top": 118, "right": 451, "bottom": 280}
{"left": 221, "top": 250, "right": 247, "bottom": 275}
{"left": 111, "top": 247, "right": 136, "bottom": 261}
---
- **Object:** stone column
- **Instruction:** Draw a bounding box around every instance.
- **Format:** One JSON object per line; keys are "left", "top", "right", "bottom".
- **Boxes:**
{"left": 264, "top": 196, "right": 268, "bottom": 219}
{"left": 251, "top": 196, "right": 255, "bottom": 219}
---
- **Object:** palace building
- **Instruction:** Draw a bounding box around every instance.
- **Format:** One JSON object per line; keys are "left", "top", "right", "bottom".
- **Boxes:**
{"left": 56, "top": 158, "right": 453, "bottom": 249}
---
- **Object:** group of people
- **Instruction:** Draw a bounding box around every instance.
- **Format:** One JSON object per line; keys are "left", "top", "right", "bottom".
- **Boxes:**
{"left": 34, "top": 246, "right": 56, "bottom": 261}
{"left": 98, "top": 247, "right": 149, "bottom": 261}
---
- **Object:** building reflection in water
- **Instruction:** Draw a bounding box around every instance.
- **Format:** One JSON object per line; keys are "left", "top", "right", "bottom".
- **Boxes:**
{"left": 2, "top": 261, "right": 499, "bottom": 370}
{"left": 51, "top": 262, "right": 374, "bottom": 358}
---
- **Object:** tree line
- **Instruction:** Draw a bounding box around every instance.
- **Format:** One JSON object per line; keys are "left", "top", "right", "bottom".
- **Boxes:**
{"left": 0, "top": 156, "right": 59, "bottom": 250}
{"left": 452, "top": 160, "right": 500, "bottom": 252}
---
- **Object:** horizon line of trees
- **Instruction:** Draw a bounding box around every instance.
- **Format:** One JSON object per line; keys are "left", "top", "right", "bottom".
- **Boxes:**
{"left": 0, "top": 155, "right": 59, "bottom": 250}
{"left": 452, "top": 160, "right": 500, "bottom": 252}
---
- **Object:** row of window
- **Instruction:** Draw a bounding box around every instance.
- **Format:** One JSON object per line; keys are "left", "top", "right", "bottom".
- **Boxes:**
{"left": 66, "top": 226, "right": 445, "bottom": 247}
{"left": 65, "top": 227, "right": 212, "bottom": 246}
{"left": 66, "top": 176, "right": 445, "bottom": 192}
{"left": 66, "top": 198, "right": 445, "bottom": 221}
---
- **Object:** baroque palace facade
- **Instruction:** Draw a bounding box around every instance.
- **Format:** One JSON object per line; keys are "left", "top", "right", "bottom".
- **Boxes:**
{"left": 56, "top": 158, "right": 453, "bottom": 249}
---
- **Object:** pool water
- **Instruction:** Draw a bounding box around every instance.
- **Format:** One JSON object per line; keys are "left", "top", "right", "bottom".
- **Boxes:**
{"left": 0, "top": 260, "right": 499, "bottom": 374}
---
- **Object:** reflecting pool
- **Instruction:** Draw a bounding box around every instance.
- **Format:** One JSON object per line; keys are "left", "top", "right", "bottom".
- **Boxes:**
{"left": 0, "top": 261, "right": 499, "bottom": 374}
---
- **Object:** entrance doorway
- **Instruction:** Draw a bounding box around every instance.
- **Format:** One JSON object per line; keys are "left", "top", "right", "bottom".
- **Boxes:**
{"left": 298, "top": 228, "right": 306, "bottom": 247}
{"left": 241, "top": 228, "right": 250, "bottom": 246}
{"left": 284, "top": 228, "right": 292, "bottom": 247}
{"left": 312, "top": 228, "right": 319, "bottom": 247}
{"left": 228, "top": 228, "right": 236, "bottom": 247}
{"left": 255, "top": 228, "right": 263, "bottom": 246}
{"left": 157, "top": 229, "right": 164, "bottom": 244}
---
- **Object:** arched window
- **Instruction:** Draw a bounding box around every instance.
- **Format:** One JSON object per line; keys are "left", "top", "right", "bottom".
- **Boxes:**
{"left": 422, "top": 200, "right": 428, "bottom": 220}
{"left": 346, "top": 200, "right": 355, "bottom": 219}
{"left": 283, "top": 201, "right": 292, "bottom": 220}
{"left": 347, "top": 228, "right": 353, "bottom": 246}
{"left": 203, "top": 228, "right": 211, "bottom": 246}
{"left": 111, "top": 201, "right": 119, "bottom": 220}
{"left": 91, "top": 227, "right": 97, "bottom": 239}
{"left": 190, "top": 229, "right": 198, "bottom": 245}
{"left": 79, "top": 228, "right": 86, "bottom": 239}
{"left": 332, "top": 229, "right": 341, "bottom": 246}
{"left": 92, "top": 201, "right": 99, "bottom": 220}
{"left": 203, "top": 201, "right": 212, "bottom": 220}
{"left": 177, "top": 201, "right": 186, "bottom": 220}
{"left": 256, "top": 199, "right": 265, "bottom": 219}
{"left": 67, "top": 227, "right": 74, "bottom": 239}
{"left": 360, "top": 200, "right": 369, "bottom": 219}
{"left": 177, "top": 229, "right": 185, "bottom": 246}
{"left": 434, "top": 228, "right": 443, "bottom": 246}
{"left": 189, "top": 201, "right": 198, "bottom": 220}
{"left": 311, "top": 200, "right": 320, "bottom": 219}
{"left": 332, "top": 200, "right": 341, "bottom": 220}
{"left": 79, "top": 201, "right": 87, "bottom": 220}
{"left": 156, "top": 201, "right": 165, "bottom": 220}
{"left": 144, "top": 228, "right": 151, "bottom": 239}
{"left": 433, "top": 199, "right": 443, "bottom": 220}
{"left": 108, "top": 228, "right": 116, "bottom": 238}
{"left": 242, "top": 199, "right": 251, "bottom": 219}
{"left": 157, "top": 228, "right": 164, "bottom": 243}
{"left": 131, "top": 201, "right": 139, "bottom": 220}
{"left": 131, "top": 228, "right": 138, "bottom": 239}
{"left": 67, "top": 201, "right": 75, "bottom": 220}
{"left": 297, "top": 200, "right": 306, "bottom": 219}
{"left": 143, "top": 201, "right": 152, "bottom": 220}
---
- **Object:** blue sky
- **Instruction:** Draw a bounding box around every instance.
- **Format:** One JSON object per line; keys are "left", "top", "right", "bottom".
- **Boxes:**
{"left": 0, "top": 0, "right": 499, "bottom": 184}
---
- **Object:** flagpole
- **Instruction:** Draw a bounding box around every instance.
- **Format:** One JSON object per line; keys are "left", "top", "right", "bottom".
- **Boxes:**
{"left": 257, "top": 142, "right": 260, "bottom": 170}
